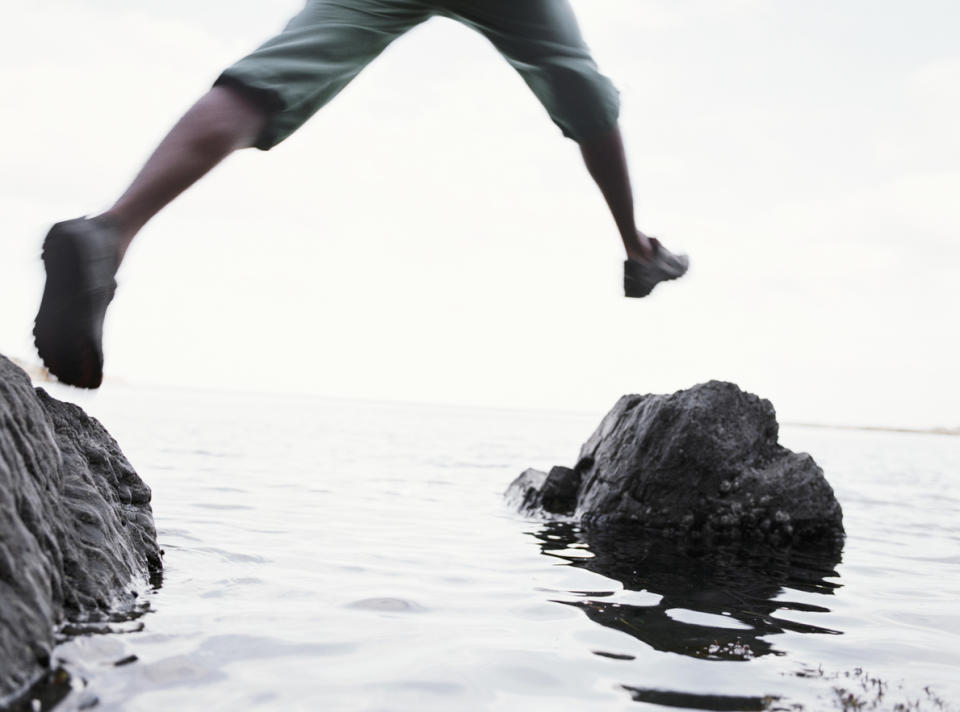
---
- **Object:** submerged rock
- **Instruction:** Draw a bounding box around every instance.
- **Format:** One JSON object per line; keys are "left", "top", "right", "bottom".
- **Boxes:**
{"left": 507, "top": 381, "right": 843, "bottom": 547}
{"left": 0, "top": 355, "right": 161, "bottom": 702}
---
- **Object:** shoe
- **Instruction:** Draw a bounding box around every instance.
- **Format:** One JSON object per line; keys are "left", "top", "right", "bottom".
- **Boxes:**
{"left": 623, "top": 239, "right": 689, "bottom": 298}
{"left": 34, "top": 217, "right": 119, "bottom": 388}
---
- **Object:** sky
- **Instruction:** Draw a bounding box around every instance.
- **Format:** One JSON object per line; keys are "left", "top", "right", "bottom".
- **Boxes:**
{"left": 1, "top": 0, "right": 958, "bottom": 428}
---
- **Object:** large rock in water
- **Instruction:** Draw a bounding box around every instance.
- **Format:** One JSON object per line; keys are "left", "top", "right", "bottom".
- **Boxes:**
{"left": 0, "top": 355, "right": 161, "bottom": 702}
{"left": 507, "top": 381, "right": 843, "bottom": 546}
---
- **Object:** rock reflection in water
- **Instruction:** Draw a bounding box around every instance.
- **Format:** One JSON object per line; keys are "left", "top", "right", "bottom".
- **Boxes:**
{"left": 532, "top": 522, "right": 843, "bottom": 662}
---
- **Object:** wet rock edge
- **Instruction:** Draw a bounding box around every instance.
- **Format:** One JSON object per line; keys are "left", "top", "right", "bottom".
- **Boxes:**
{"left": 0, "top": 354, "right": 162, "bottom": 705}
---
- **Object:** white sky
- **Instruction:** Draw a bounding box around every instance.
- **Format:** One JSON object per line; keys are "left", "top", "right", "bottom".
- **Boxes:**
{"left": 1, "top": 0, "right": 958, "bottom": 428}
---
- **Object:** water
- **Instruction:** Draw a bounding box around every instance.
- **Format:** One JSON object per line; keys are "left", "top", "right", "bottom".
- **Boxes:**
{"left": 30, "top": 384, "right": 960, "bottom": 711}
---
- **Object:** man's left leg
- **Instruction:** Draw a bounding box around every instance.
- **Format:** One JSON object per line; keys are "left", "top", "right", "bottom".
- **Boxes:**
{"left": 447, "top": 0, "right": 688, "bottom": 296}
{"left": 35, "top": 0, "right": 433, "bottom": 388}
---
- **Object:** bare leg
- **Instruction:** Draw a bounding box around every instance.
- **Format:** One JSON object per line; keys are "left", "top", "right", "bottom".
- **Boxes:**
{"left": 35, "top": 86, "right": 270, "bottom": 388}
{"left": 578, "top": 125, "right": 654, "bottom": 262}
{"left": 99, "top": 85, "right": 269, "bottom": 262}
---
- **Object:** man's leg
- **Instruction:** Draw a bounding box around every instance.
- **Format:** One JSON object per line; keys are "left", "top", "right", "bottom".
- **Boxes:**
{"left": 448, "top": 0, "right": 687, "bottom": 290}
{"left": 107, "top": 0, "right": 432, "bottom": 263}
{"left": 577, "top": 125, "right": 652, "bottom": 263}
{"left": 103, "top": 86, "right": 268, "bottom": 262}
{"left": 36, "top": 0, "right": 432, "bottom": 387}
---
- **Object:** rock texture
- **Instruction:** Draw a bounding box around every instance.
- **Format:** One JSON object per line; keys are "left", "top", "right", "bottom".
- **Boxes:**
{"left": 507, "top": 381, "right": 843, "bottom": 546}
{"left": 0, "top": 355, "right": 161, "bottom": 702}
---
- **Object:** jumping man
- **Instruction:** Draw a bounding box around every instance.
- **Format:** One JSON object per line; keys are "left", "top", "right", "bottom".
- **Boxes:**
{"left": 34, "top": 0, "right": 689, "bottom": 389}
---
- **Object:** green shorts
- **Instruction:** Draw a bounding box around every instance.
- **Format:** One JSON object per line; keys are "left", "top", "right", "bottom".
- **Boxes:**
{"left": 215, "top": 0, "right": 620, "bottom": 149}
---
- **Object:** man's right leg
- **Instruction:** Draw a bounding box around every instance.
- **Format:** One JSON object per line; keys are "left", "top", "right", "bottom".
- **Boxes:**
{"left": 449, "top": 0, "right": 688, "bottom": 297}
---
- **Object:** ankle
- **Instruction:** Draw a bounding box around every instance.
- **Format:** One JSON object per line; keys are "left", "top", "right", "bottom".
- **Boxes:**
{"left": 625, "top": 230, "right": 655, "bottom": 262}
{"left": 93, "top": 211, "right": 135, "bottom": 264}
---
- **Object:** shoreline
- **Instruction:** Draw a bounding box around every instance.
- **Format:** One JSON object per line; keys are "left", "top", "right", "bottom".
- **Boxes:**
{"left": 785, "top": 421, "right": 960, "bottom": 438}
{"left": 13, "top": 356, "right": 957, "bottom": 439}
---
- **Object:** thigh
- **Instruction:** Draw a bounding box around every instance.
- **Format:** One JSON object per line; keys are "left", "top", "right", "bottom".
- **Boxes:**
{"left": 218, "top": 0, "right": 432, "bottom": 149}
{"left": 282, "top": 0, "right": 434, "bottom": 42}
{"left": 445, "top": 0, "right": 620, "bottom": 141}
{"left": 447, "top": 0, "right": 589, "bottom": 63}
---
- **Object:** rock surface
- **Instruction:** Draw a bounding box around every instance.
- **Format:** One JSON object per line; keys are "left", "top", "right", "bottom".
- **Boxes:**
{"left": 0, "top": 355, "right": 161, "bottom": 702}
{"left": 507, "top": 381, "right": 844, "bottom": 546}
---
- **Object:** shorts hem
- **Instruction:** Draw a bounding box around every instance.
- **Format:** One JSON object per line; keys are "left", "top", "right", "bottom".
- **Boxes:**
{"left": 213, "top": 72, "right": 287, "bottom": 151}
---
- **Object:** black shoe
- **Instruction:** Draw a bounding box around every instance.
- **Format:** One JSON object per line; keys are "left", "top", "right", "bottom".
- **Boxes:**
{"left": 34, "top": 217, "right": 119, "bottom": 388}
{"left": 624, "top": 240, "right": 689, "bottom": 298}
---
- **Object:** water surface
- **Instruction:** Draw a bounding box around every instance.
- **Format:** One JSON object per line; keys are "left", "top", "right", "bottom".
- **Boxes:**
{"left": 34, "top": 385, "right": 960, "bottom": 711}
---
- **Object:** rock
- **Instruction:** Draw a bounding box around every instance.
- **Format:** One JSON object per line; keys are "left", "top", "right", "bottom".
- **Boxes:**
{"left": 507, "top": 381, "right": 844, "bottom": 547}
{"left": 0, "top": 355, "right": 161, "bottom": 702}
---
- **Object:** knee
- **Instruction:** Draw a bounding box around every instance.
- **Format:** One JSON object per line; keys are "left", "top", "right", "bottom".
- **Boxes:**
{"left": 547, "top": 65, "right": 621, "bottom": 141}
{"left": 190, "top": 86, "right": 271, "bottom": 153}
{"left": 522, "top": 58, "right": 621, "bottom": 141}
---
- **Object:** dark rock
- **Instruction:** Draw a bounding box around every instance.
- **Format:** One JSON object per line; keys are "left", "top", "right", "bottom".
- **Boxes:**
{"left": 507, "top": 381, "right": 844, "bottom": 547}
{"left": 0, "top": 355, "right": 161, "bottom": 702}
{"left": 538, "top": 466, "right": 581, "bottom": 515}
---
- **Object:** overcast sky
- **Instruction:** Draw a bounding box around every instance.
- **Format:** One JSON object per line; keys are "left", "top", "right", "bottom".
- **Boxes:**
{"left": 1, "top": 0, "right": 958, "bottom": 428}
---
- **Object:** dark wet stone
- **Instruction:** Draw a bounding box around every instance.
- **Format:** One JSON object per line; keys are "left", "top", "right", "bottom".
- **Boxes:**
{"left": 539, "top": 466, "right": 581, "bottom": 515}
{"left": 507, "top": 381, "right": 844, "bottom": 547}
{"left": 0, "top": 355, "right": 161, "bottom": 701}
